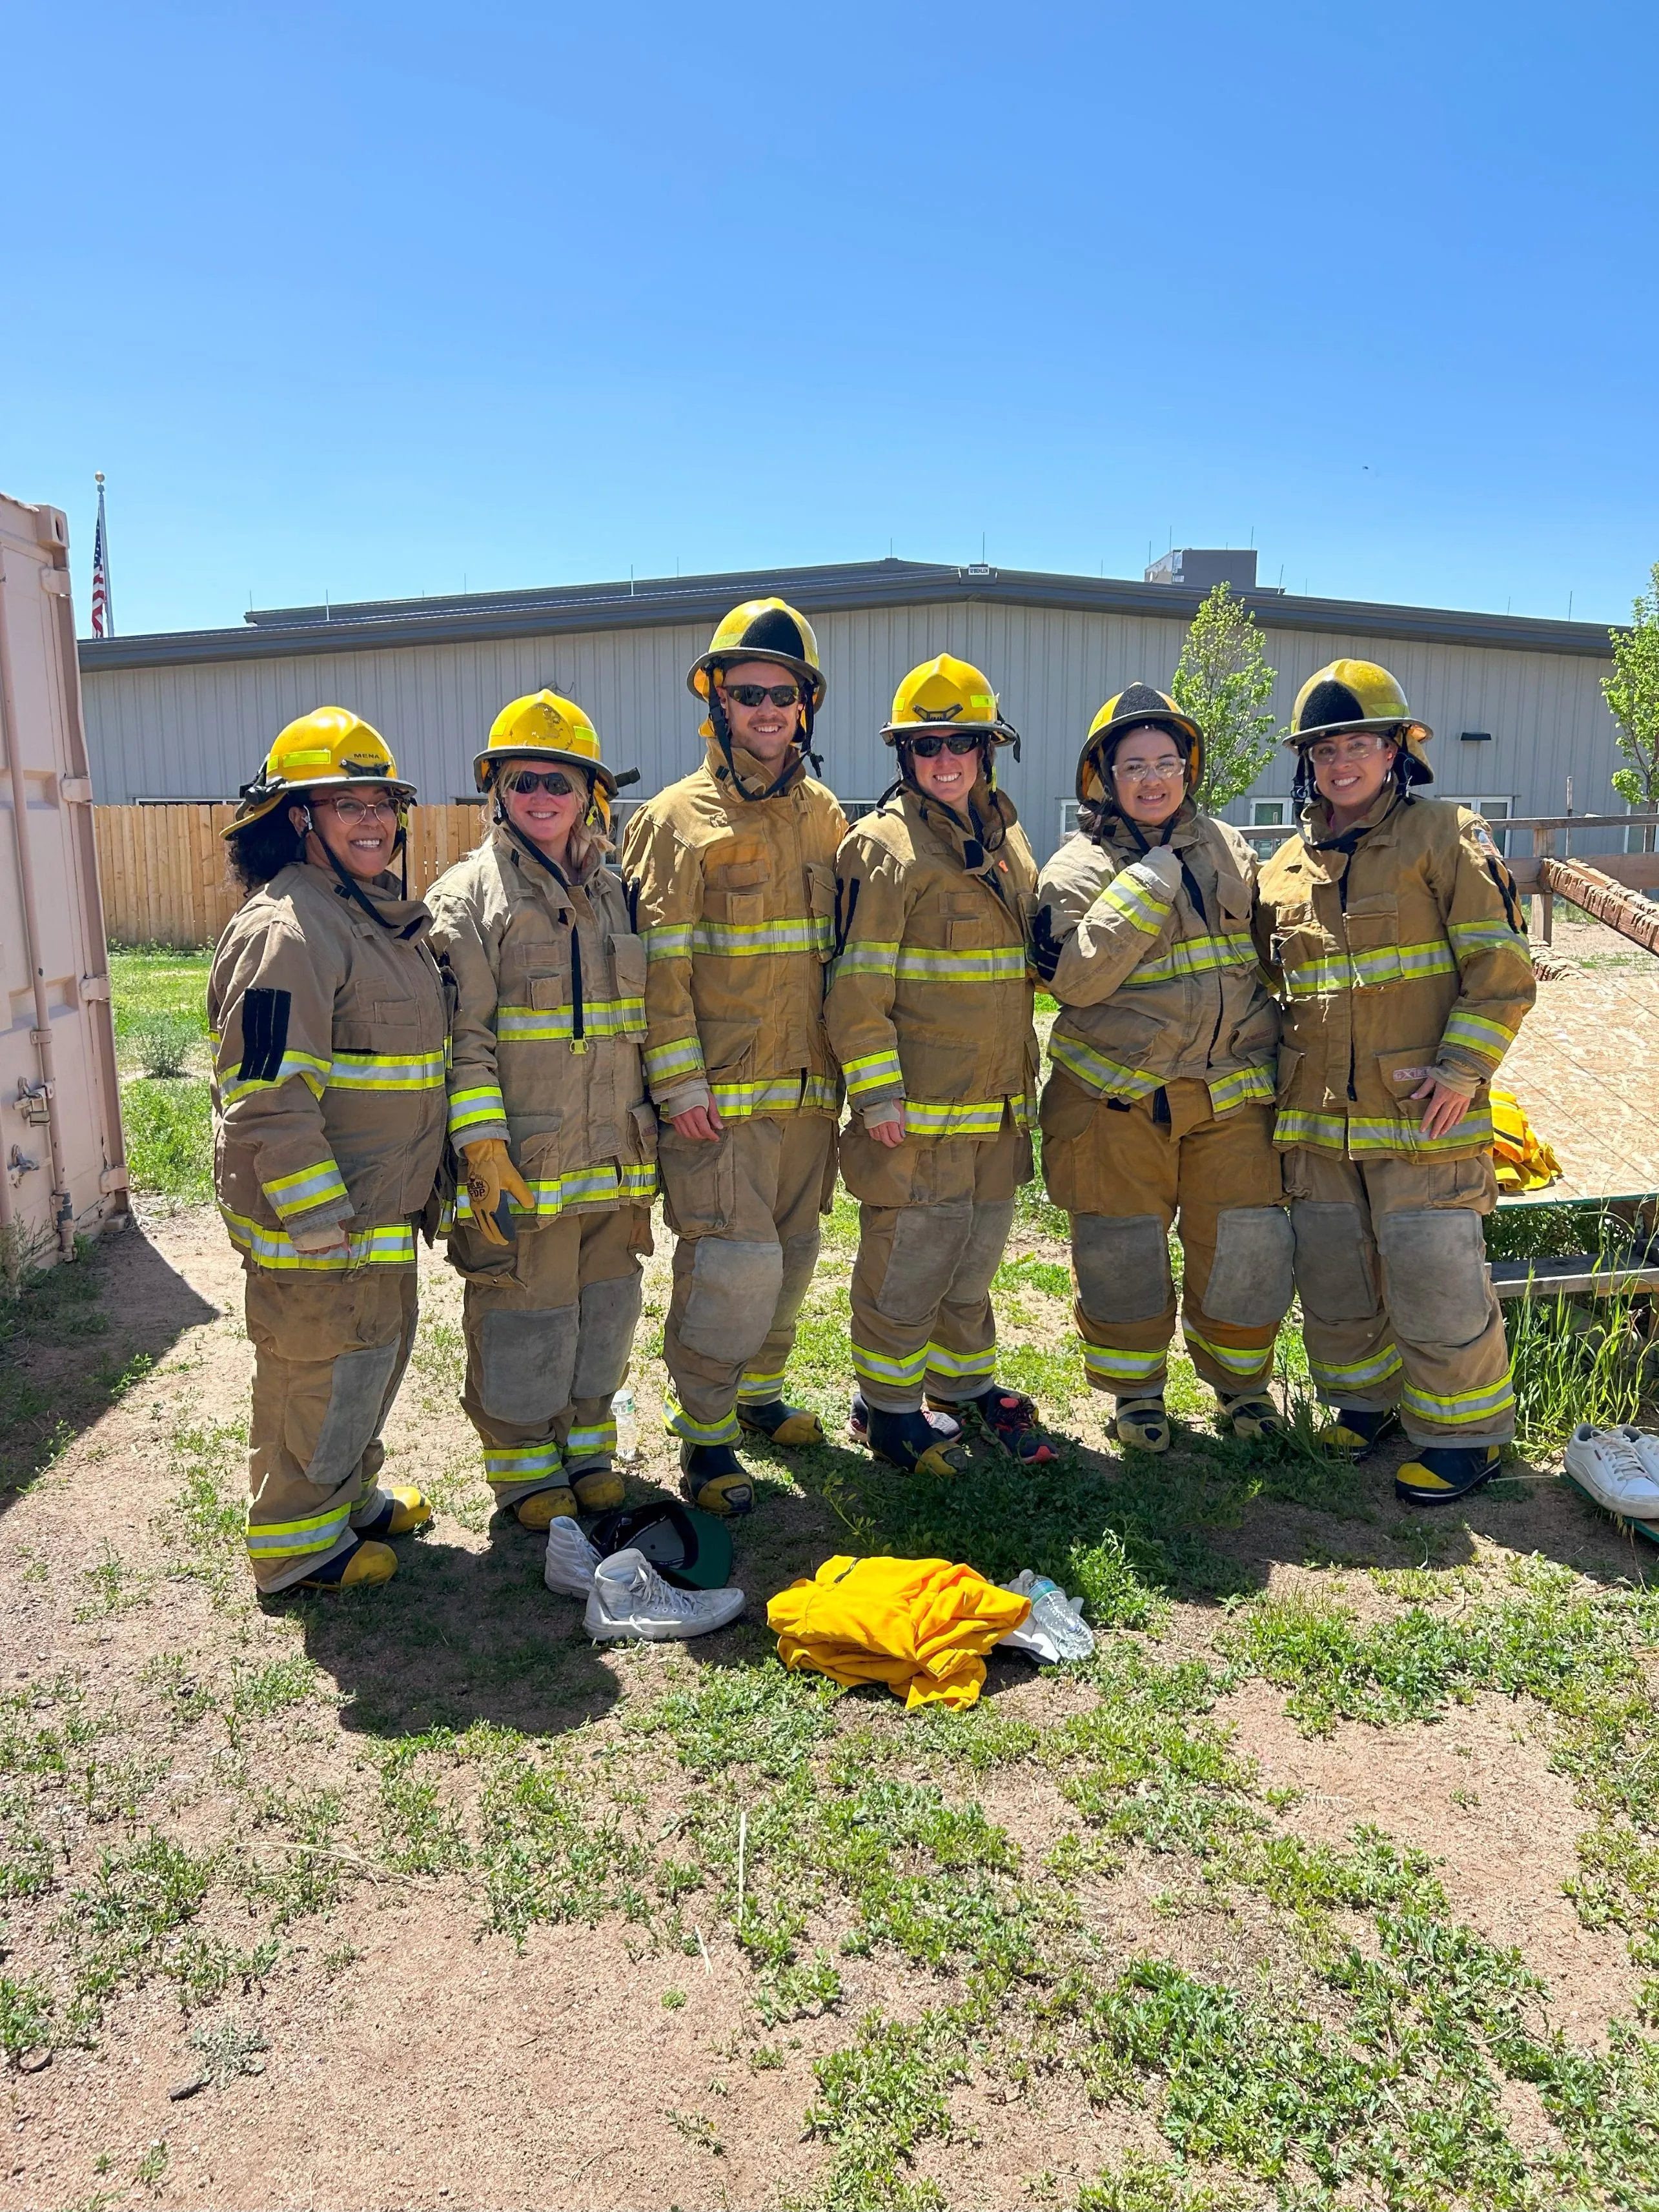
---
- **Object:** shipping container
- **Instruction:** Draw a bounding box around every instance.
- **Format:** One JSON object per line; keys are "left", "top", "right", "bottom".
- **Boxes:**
{"left": 0, "top": 490, "right": 127, "bottom": 1270}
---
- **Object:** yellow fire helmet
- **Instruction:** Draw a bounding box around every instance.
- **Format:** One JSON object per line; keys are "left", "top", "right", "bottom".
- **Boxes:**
{"left": 473, "top": 689, "right": 618, "bottom": 801}
{"left": 881, "top": 654, "right": 1019, "bottom": 747}
{"left": 1076, "top": 684, "right": 1204, "bottom": 807}
{"left": 687, "top": 598, "right": 828, "bottom": 740}
{"left": 1287, "top": 659, "right": 1433, "bottom": 785}
{"left": 224, "top": 707, "right": 414, "bottom": 837}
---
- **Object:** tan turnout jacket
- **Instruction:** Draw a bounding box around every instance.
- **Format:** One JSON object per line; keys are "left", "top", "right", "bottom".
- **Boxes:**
{"left": 209, "top": 862, "right": 449, "bottom": 1270}
{"left": 826, "top": 786, "right": 1039, "bottom": 1137}
{"left": 1255, "top": 789, "right": 1535, "bottom": 1158}
{"left": 1035, "top": 804, "right": 1279, "bottom": 1115}
{"left": 425, "top": 823, "right": 656, "bottom": 1224}
{"left": 621, "top": 738, "right": 846, "bottom": 1121}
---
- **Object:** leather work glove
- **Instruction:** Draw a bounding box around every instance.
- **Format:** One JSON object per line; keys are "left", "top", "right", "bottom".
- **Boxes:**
{"left": 1126, "top": 844, "right": 1185, "bottom": 896}
{"left": 462, "top": 1138, "right": 535, "bottom": 1247}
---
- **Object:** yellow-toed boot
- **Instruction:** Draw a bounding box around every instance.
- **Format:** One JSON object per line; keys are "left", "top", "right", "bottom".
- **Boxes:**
{"left": 354, "top": 1485, "right": 433, "bottom": 1539}
{"left": 296, "top": 1539, "right": 397, "bottom": 1590}
{"left": 515, "top": 1485, "right": 579, "bottom": 1528}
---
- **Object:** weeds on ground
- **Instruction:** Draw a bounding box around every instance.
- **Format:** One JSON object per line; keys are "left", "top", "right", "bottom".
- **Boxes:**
{"left": 125, "top": 1011, "right": 200, "bottom": 1079}
{"left": 119, "top": 1078, "right": 214, "bottom": 1206}
{"left": 1508, "top": 1286, "right": 1654, "bottom": 1446}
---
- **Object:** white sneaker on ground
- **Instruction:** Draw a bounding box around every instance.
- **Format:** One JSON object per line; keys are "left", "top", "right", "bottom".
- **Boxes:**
{"left": 1615, "top": 1427, "right": 1659, "bottom": 1482}
{"left": 1563, "top": 1423, "right": 1659, "bottom": 1528}
{"left": 544, "top": 1517, "right": 602, "bottom": 1599}
{"left": 583, "top": 1548, "right": 745, "bottom": 1642}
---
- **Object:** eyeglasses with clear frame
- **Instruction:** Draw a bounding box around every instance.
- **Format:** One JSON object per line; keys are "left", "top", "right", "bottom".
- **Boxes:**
{"left": 321, "top": 794, "right": 402, "bottom": 825}
{"left": 1113, "top": 756, "right": 1185, "bottom": 783}
{"left": 1307, "top": 733, "right": 1394, "bottom": 767}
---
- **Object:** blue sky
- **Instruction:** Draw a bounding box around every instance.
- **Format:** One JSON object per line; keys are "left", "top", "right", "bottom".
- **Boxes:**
{"left": 5, "top": 1, "right": 1656, "bottom": 636}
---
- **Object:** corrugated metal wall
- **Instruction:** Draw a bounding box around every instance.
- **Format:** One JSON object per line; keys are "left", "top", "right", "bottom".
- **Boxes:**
{"left": 79, "top": 600, "right": 1628, "bottom": 863}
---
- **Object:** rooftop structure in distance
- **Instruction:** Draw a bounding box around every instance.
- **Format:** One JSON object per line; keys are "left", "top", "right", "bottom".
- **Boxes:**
{"left": 1143, "top": 547, "right": 1276, "bottom": 593}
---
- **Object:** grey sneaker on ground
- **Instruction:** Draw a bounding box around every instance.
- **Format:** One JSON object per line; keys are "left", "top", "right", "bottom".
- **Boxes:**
{"left": 544, "top": 1517, "right": 602, "bottom": 1599}
{"left": 583, "top": 1547, "right": 744, "bottom": 1641}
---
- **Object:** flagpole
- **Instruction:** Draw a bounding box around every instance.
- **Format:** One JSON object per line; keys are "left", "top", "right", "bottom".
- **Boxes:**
{"left": 93, "top": 472, "right": 114, "bottom": 638}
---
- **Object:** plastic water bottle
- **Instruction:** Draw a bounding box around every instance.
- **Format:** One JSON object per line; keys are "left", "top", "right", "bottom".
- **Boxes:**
{"left": 613, "top": 1386, "right": 640, "bottom": 1468}
{"left": 1024, "top": 1576, "right": 1095, "bottom": 1662}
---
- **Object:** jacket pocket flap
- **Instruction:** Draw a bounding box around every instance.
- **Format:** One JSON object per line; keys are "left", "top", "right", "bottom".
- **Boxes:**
{"left": 609, "top": 933, "right": 647, "bottom": 995}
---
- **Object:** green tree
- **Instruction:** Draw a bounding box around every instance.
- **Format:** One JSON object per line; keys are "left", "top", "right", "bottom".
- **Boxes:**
{"left": 1602, "top": 562, "right": 1659, "bottom": 851}
{"left": 1169, "top": 582, "right": 1278, "bottom": 809}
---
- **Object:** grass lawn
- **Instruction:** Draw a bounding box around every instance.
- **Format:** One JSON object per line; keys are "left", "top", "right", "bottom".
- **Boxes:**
{"left": 111, "top": 946, "right": 213, "bottom": 1205}
{"left": 20, "top": 949, "right": 1645, "bottom": 2204}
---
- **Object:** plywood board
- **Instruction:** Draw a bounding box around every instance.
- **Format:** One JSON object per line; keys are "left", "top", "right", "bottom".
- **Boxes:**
{"left": 1499, "top": 921, "right": 1659, "bottom": 1201}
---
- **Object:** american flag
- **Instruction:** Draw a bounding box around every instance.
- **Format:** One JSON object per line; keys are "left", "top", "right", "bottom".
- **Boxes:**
{"left": 90, "top": 475, "right": 112, "bottom": 638}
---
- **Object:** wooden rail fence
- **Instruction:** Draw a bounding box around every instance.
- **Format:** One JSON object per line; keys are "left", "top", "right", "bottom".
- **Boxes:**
{"left": 94, "top": 804, "right": 491, "bottom": 948}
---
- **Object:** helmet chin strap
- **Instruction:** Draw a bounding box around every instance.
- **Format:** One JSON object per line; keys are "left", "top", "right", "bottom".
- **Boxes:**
{"left": 493, "top": 780, "right": 576, "bottom": 892}
{"left": 709, "top": 676, "right": 820, "bottom": 802}
{"left": 300, "top": 804, "right": 405, "bottom": 933}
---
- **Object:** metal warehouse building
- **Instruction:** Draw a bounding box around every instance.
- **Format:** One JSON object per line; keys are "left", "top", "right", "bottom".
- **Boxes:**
{"left": 78, "top": 556, "right": 1633, "bottom": 863}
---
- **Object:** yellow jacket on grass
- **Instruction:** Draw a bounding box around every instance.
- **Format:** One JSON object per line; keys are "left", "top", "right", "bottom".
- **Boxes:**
{"left": 1256, "top": 793, "right": 1535, "bottom": 1157}
{"left": 1036, "top": 804, "right": 1278, "bottom": 1116}
{"left": 768, "top": 1555, "right": 1031, "bottom": 1710}
{"left": 621, "top": 736, "right": 847, "bottom": 1122}
{"left": 826, "top": 785, "right": 1038, "bottom": 1137}
{"left": 425, "top": 824, "right": 656, "bottom": 1224}
{"left": 208, "top": 862, "right": 449, "bottom": 1269}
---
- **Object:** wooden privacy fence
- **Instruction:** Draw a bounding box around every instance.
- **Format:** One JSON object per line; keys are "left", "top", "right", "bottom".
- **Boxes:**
{"left": 94, "top": 804, "right": 490, "bottom": 948}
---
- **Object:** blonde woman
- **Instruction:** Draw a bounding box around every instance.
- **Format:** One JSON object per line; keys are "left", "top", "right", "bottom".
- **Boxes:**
{"left": 426, "top": 692, "right": 656, "bottom": 1529}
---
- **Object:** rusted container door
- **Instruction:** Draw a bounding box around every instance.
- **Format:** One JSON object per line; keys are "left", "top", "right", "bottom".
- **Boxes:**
{"left": 0, "top": 491, "right": 127, "bottom": 1265}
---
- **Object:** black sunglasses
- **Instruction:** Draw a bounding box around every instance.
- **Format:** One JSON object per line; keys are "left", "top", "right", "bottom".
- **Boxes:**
{"left": 506, "top": 769, "right": 578, "bottom": 797}
{"left": 722, "top": 682, "right": 802, "bottom": 709}
{"left": 908, "top": 732, "right": 982, "bottom": 758}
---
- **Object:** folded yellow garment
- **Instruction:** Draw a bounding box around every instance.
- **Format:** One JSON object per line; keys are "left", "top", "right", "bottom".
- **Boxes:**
{"left": 1491, "top": 1086, "right": 1562, "bottom": 1193}
{"left": 767, "top": 1554, "right": 1032, "bottom": 1712}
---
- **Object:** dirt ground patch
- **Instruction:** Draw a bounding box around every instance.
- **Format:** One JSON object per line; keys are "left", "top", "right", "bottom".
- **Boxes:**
{"left": 2, "top": 1203, "right": 1657, "bottom": 2211}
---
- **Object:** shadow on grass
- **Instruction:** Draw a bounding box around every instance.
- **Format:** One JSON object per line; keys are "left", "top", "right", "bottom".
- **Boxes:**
{"left": 0, "top": 1223, "right": 219, "bottom": 1517}
{"left": 286, "top": 1530, "right": 626, "bottom": 1740}
{"left": 718, "top": 1416, "right": 1523, "bottom": 1618}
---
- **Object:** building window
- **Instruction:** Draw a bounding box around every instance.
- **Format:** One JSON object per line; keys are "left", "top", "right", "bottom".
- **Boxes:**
{"left": 1250, "top": 799, "right": 1288, "bottom": 827}
{"left": 1463, "top": 796, "right": 1512, "bottom": 856}
{"left": 1059, "top": 800, "right": 1083, "bottom": 839}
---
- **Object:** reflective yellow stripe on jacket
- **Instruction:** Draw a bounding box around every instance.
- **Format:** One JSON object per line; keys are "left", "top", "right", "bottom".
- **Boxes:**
{"left": 495, "top": 997, "right": 645, "bottom": 1041}
{"left": 327, "top": 1049, "right": 447, "bottom": 1090}
{"left": 219, "top": 1208, "right": 417, "bottom": 1269}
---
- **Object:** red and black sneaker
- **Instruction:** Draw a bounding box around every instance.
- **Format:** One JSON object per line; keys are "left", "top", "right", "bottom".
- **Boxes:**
{"left": 930, "top": 1386, "right": 1058, "bottom": 1467}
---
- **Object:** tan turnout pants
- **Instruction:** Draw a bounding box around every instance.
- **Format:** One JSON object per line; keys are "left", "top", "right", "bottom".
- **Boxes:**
{"left": 1040, "top": 1071, "right": 1292, "bottom": 1403}
{"left": 1283, "top": 1146, "right": 1514, "bottom": 1445}
{"left": 842, "top": 1111, "right": 1028, "bottom": 1412}
{"left": 449, "top": 1204, "right": 653, "bottom": 1508}
{"left": 659, "top": 1111, "right": 837, "bottom": 1446}
{"left": 243, "top": 1261, "right": 420, "bottom": 1594}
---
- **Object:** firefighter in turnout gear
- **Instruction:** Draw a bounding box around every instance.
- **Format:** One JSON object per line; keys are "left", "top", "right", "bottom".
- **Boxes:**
{"left": 826, "top": 654, "right": 1054, "bottom": 1474}
{"left": 1032, "top": 685, "right": 1291, "bottom": 1454}
{"left": 210, "top": 709, "right": 446, "bottom": 1593}
{"left": 1256, "top": 659, "right": 1536, "bottom": 1503}
{"left": 426, "top": 691, "right": 656, "bottom": 1528}
{"left": 621, "top": 600, "right": 846, "bottom": 1515}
